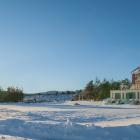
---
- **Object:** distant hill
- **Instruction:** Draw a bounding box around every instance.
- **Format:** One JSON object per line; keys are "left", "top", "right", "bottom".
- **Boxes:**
{"left": 24, "top": 91, "right": 77, "bottom": 103}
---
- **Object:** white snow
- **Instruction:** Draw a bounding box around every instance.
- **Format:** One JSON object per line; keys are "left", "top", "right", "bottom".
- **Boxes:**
{"left": 0, "top": 101, "right": 139, "bottom": 139}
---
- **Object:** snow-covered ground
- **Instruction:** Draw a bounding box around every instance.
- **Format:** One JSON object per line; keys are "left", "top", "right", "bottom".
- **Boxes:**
{"left": 0, "top": 101, "right": 140, "bottom": 139}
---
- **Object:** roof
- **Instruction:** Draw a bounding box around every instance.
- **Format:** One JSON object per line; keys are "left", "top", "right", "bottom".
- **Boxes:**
{"left": 132, "top": 66, "right": 140, "bottom": 74}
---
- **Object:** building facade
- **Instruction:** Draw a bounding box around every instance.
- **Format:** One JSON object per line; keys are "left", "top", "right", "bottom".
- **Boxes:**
{"left": 131, "top": 66, "right": 140, "bottom": 90}
{"left": 110, "top": 66, "right": 140, "bottom": 100}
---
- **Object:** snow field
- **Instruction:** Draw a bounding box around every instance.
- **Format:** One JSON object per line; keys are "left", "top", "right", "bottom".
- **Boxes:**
{"left": 0, "top": 101, "right": 139, "bottom": 139}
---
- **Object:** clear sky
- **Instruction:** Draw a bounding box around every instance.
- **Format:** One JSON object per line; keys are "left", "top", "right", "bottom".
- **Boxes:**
{"left": 0, "top": 0, "right": 140, "bottom": 93}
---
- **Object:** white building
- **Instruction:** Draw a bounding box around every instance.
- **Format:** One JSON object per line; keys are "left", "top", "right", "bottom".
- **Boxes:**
{"left": 110, "top": 66, "right": 140, "bottom": 100}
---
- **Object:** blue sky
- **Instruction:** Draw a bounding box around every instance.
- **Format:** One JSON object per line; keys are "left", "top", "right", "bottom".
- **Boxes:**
{"left": 0, "top": 0, "right": 140, "bottom": 93}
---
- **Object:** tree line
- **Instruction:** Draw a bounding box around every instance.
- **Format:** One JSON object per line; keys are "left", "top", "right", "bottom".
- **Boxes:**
{"left": 73, "top": 78, "right": 131, "bottom": 101}
{"left": 0, "top": 87, "right": 24, "bottom": 102}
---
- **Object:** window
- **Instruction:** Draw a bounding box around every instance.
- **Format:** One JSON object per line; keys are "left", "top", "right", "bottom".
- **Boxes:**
{"left": 115, "top": 93, "right": 121, "bottom": 99}
{"left": 126, "top": 92, "right": 135, "bottom": 99}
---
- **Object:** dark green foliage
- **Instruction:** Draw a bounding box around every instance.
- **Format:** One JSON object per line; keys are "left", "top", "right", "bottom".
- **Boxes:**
{"left": 83, "top": 81, "right": 95, "bottom": 99}
{"left": 73, "top": 78, "right": 131, "bottom": 101}
{"left": 98, "top": 79, "right": 110, "bottom": 99}
{"left": 0, "top": 87, "right": 24, "bottom": 102}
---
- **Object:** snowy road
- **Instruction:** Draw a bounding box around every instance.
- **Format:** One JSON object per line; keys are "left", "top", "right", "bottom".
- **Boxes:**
{"left": 0, "top": 101, "right": 140, "bottom": 139}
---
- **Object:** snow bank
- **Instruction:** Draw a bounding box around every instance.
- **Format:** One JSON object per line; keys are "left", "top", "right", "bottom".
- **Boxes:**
{"left": 0, "top": 118, "right": 140, "bottom": 140}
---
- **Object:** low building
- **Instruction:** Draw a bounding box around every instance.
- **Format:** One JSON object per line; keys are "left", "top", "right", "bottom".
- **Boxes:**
{"left": 110, "top": 66, "right": 140, "bottom": 100}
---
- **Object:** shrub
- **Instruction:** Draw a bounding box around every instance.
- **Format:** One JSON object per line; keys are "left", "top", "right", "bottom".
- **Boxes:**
{"left": 0, "top": 87, "right": 24, "bottom": 102}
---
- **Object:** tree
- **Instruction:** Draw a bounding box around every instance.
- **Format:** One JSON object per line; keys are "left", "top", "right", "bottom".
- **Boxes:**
{"left": 0, "top": 87, "right": 24, "bottom": 102}
{"left": 83, "top": 81, "right": 94, "bottom": 99}
{"left": 98, "top": 80, "right": 110, "bottom": 99}
{"left": 73, "top": 78, "right": 131, "bottom": 101}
